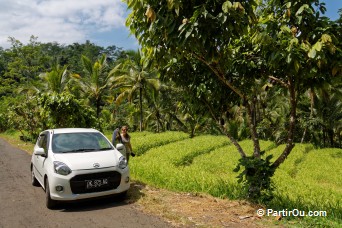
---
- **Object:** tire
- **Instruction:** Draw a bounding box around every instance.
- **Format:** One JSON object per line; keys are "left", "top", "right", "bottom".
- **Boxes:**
{"left": 45, "top": 178, "right": 57, "bottom": 209}
{"left": 31, "top": 166, "right": 40, "bottom": 187}
{"left": 115, "top": 190, "right": 128, "bottom": 201}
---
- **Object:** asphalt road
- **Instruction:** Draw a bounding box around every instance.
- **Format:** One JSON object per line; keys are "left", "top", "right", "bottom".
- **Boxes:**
{"left": 0, "top": 138, "right": 171, "bottom": 228}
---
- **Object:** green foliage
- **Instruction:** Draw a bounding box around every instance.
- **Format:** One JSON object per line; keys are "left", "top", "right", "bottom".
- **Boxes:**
{"left": 62, "top": 41, "right": 123, "bottom": 75}
{"left": 76, "top": 54, "right": 119, "bottom": 127}
{"left": 0, "top": 36, "right": 49, "bottom": 97}
{"left": 0, "top": 113, "right": 7, "bottom": 131}
{"left": 234, "top": 153, "right": 276, "bottom": 203}
{"left": 0, "top": 96, "right": 19, "bottom": 131}
{"left": 107, "top": 102, "right": 136, "bottom": 130}
{"left": 8, "top": 95, "right": 42, "bottom": 140}
{"left": 113, "top": 50, "right": 160, "bottom": 131}
{"left": 125, "top": 0, "right": 342, "bottom": 205}
{"left": 39, "top": 92, "right": 96, "bottom": 129}
{"left": 41, "top": 64, "right": 69, "bottom": 93}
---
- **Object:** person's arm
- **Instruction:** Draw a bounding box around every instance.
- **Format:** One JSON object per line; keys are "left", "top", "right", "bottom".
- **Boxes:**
{"left": 127, "top": 141, "right": 135, "bottom": 156}
{"left": 128, "top": 135, "right": 133, "bottom": 151}
{"left": 128, "top": 141, "right": 133, "bottom": 152}
{"left": 111, "top": 128, "right": 119, "bottom": 145}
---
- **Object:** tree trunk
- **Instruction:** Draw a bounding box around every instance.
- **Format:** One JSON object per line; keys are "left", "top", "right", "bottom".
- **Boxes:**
{"left": 96, "top": 98, "right": 102, "bottom": 130}
{"left": 245, "top": 101, "right": 261, "bottom": 159}
{"left": 139, "top": 87, "right": 143, "bottom": 132}
{"left": 272, "top": 78, "right": 296, "bottom": 169}
{"left": 301, "top": 87, "right": 315, "bottom": 143}
{"left": 328, "top": 129, "right": 334, "bottom": 147}
{"left": 226, "top": 133, "right": 247, "bottom": 158}
{"left": 199, "top": 86, "right": 247, "bottom": 158}
{"left": 323, "top": 127, "right": 326, "bottom": 147}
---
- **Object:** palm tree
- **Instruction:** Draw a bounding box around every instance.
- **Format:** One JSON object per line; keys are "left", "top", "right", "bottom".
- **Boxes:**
{"left": 76, "top": 54, "right": 120, "bottom": 121}
{"left": 41, "top": 64, "right": 69, "bottom": 93}
{"left": 300, "top": 75, "right": 342, "bottom": 147}
{"left": 113, "top": 50, "right": 160, "bottom": 131}
{"left": 311, "top": 87, "right": 342, "bottom": 147}
{"left": 18, "top": 63, "right": 69, "bottom": 96}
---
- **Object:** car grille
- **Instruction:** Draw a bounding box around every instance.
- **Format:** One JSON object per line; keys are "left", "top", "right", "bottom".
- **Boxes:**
{"left": 70, "top": 171, "right": 121, "bottom": 194}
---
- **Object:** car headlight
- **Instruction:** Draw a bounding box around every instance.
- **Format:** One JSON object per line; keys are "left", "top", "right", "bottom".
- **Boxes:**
{"left": 53, "top": 161, "right": 72, "bottom": 175}
{"left": 118, "top": 156, "right": 127, "bottom": 169}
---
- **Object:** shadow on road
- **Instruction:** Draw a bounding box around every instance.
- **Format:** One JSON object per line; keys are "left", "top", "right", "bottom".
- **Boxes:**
{"left": 56, "top": 180, "right": 147, "bottom": 212}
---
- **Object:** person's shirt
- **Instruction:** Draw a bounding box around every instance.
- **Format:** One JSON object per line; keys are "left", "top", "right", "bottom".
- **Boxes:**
{"left": 120, "top": 134, "right": 132, "bottom": 153}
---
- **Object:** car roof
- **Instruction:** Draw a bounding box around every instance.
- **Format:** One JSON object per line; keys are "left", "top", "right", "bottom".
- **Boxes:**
{"left": 48, "top": 128, "right": 100, "bottom": 134}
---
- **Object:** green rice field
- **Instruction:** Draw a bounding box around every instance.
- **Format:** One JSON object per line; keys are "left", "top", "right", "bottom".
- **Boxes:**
{"left": 125, "top": 131, "right": 341, "bottom": 226}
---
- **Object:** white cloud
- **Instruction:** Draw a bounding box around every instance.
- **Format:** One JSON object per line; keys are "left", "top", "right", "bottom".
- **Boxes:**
{"left": 0, "top": 0, "right": 128, "bottom": 48}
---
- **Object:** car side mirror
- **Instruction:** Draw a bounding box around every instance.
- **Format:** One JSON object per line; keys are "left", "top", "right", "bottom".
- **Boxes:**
{"left": 116, "top": 143, "right": 126, "bottom": 155}
{"left": 34, "top": 147, "right": 46, "bottom": 157}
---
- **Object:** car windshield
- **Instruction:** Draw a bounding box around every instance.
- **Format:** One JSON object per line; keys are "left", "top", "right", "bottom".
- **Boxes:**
{"left": 52, "top": 132, "right": 113, "bottom": 153}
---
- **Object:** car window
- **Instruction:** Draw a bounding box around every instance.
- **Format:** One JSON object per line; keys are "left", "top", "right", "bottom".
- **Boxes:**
{"left": 37, "top": 132, "right": 49, "bottom": 152}
{"left": 52, "top": 132, "right": 113, "bottom": 153}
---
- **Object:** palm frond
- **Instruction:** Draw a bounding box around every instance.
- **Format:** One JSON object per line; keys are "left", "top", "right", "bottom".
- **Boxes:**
{"left": 81, "top": 55, "right": 93, "bottom": 76}
{"left": 115, "top": 91, "right": 130, "bottom": 105}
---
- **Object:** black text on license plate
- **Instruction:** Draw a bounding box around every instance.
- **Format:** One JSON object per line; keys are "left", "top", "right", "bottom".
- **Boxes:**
{"left": 86, "top": 178, "right": 109, "bottom": 189}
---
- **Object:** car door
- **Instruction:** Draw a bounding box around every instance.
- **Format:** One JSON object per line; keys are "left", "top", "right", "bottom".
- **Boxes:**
{"left": 33, "top": 131, "right": 49, "bottom": 184}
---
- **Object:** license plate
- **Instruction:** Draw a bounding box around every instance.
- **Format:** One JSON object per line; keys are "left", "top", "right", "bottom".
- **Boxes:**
{"left": 85, "top": 178, "right": 109, "bottom": 189}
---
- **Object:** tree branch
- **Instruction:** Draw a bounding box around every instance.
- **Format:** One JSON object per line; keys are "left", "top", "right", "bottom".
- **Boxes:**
{"left": 190, "top": 52, "right": 245, "bottom": 99}
{"left": 200, "top": 94, "right": 247, "bottom": 158}
{"left": 190, "top": 51, "right": 260, "bottom": 159}
{"left": 268, "top": 76, "right": 288, "bottom": 88}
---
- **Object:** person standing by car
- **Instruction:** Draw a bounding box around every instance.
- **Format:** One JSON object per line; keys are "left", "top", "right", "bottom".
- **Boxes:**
{"left": 112, "top": 126, "right": 135, "bottom": 163}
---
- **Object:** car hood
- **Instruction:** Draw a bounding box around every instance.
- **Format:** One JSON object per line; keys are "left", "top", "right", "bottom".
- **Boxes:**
{"left": 52, "top": 149, "right": 122, "bottom": 170}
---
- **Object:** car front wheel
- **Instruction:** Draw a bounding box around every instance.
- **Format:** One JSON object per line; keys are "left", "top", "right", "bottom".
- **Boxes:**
{"left": 45, "top": 178, "right": 57, "bottom": 209}
{"left": 31, "top": 166, "right": 40, "bottom": 187}
{"left": 114, "top": 190, "right": 128, "bottom": 201}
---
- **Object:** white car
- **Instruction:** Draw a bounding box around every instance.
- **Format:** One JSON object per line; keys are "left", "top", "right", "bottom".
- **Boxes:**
{"left": 30, "top": 128, "right": 130, "bottom": 209}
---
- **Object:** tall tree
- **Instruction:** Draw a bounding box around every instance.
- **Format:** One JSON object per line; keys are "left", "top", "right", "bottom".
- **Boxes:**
{"left": 77, "top": 54, "right": 119, "bottom": 123}
{"left": 125, "top": 0, "right": 341, "bottom": 201}
{"left": 64, "top": 41, "right": 105, "bottom": 75}
{"left": 1, "top": 36, "right": 48, "bottom": 96}
{"left": 114, "top": 50, "right": 160, "bottom": 131}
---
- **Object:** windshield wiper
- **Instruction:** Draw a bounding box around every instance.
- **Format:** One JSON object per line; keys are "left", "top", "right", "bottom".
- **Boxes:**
{"left": 63, "top": 148, "right": 98, "bottom": 153}
{"left": 99, "top": 147, "right": 113, "bottom": 151}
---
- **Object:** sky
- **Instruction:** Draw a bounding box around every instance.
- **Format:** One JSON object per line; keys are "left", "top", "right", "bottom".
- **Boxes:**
{"left": 0, "top": 0, "right": 341, "bottom": 51}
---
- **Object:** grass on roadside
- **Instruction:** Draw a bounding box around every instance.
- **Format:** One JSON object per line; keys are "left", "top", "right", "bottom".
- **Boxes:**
{"left": 0, "top": 130, "right": 35, "bottom": 154}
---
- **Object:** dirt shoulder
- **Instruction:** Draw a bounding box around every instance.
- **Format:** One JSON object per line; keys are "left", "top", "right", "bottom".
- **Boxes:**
{"left": 128, "top": 182, "right": 272, "bottom": 227}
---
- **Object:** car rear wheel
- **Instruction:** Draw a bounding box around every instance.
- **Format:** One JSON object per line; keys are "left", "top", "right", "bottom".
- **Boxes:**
{"left": 45, "top": 178, "right": 57, "bottom": 209}
{"left": 31, "top": 166, "right": 40, "bottom": 187}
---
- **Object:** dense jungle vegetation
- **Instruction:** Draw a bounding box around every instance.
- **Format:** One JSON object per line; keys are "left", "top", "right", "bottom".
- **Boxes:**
{"left": 0, "top": 35, "right": 340, "bottom": 148}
